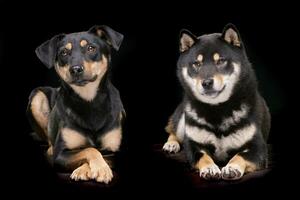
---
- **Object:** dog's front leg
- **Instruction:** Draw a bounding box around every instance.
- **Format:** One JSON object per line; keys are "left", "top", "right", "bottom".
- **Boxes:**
{"left": 221, "top": 133, "right": 268, "bottom": 180}
{"left": 54, "top": 147, "right": 113, "bottom": 183}
{"left": 184, "top": 137, "right": 221, "bottom": 180}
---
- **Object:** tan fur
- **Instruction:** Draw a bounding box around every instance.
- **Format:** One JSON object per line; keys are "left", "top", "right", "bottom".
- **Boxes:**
{"left": 195, "top": 151, "right": 216, "bottom": 170}
{"left": 100, "top": 128, "right": 122, "bottom": 152}
{"left": 80, "top": 40, "right": 87, "bottom": 47}
{"left": 70, "top": 163, "right": 91, "bottom": 181}
{"left": 61, "top": 128, "right": 87, "bottom": 150}
{"left": 167, "top": 134, "right": 179, "bottom": 143}
{"left": 227, "top": 154, "right": 257, "bottom": 173}
{"left": 197, "top": 54, "right": 203, "bottom": 62}
{"left": 47, "top": 145, "right": 53, "bottom": 157}
{"left": 180, "top": 33, "right": 195, "bottom": 52}
{"left": 96, "top": 29, "right": 104, "bottom": 37}
{"left": 224, "top": 28, "right": 241, "bottom": 47}
{"left": 68, "top": 147, "right": 113, "bottom": 183}
{"left": 31, "top": 90, "right": 50, "bottom": 135}
{"left": 213, "top": 53, "right": 220, "bottom": 62}
{"left": 55, "top": 64, "right": 69, "bottom": 81}
{"left": 65, "top": 43, "right": 72, "bottom": 50}
{"left": 165, "top": 118, "right": 175, "bottom": 135}
{"left": 70, "top": 56, "right": 108, "bottom": 101}
{"left": 214, "top": 74, "right": 224, "bottom": 87}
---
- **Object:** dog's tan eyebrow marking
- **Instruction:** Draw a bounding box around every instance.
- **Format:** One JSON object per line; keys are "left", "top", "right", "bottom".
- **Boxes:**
{"left": 65, "top": 43, "right": 72, "bottom": 50}
{"left": 197, "top": 54, "right": 203, "bottom": 62}
{"left": 80, "top": 40, "right": 88, "bottom": 47}
{"left": 213, "top": 53, "right": 220, "bottom": 62}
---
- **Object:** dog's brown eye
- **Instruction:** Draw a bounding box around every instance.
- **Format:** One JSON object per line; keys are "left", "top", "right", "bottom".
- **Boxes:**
{"left": 192, "top": 61, "right": 202, "bottom": 68}
{"left": 61, "top": 49, "right": 69, "bottom": 57}
{"left": 217, "top": 57, "right": 226, "bottom": 65}
{"left": 87, "top": 45, "right": 96, "bottom": 53}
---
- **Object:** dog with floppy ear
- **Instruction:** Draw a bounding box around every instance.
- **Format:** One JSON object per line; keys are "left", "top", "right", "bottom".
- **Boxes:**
{"left": 27, "top": 25, "right": 125, "bottom": 183}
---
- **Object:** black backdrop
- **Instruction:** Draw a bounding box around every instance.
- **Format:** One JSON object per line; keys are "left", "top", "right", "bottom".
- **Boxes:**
{"left": 1, "top": 1, "right": 296, "bottom": 197}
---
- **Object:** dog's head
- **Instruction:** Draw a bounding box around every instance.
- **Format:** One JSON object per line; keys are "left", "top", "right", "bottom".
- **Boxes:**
{"left": 177, "top": 24, "right": 248, "bottom": 105}
{"left": 36, "top": 25, "right": 123, "bottom": 86}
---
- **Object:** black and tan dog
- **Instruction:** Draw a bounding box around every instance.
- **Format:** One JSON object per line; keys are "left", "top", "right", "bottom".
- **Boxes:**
{"left": 27, "top": 25, "right": 124, "bottom": 183}
{"left": 163, "top": 24, "right": 270, "bottom": 180}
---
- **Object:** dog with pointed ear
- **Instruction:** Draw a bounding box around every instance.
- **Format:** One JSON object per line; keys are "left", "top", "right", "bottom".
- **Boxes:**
{"left": 164, "top": 23, "right": 270, "bottom": 181}
{"left": 28, "top": 25, "right": 125, "bottom": 183}
{"left": 179, "top": 23, "right": 242, "bottom": 53}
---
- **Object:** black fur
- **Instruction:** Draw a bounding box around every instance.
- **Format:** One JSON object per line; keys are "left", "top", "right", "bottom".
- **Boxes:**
{"left": 27, "top": 25, "right": 124, "bottom": 172}
{"left": 167, "top": 24, "right": 271, "bottom": 178}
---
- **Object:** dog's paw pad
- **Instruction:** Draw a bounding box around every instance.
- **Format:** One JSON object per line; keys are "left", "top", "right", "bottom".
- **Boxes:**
{"left": 199, "top": 164, "right": 221, "bottom": 180}
{"left": 163, "top": 141, "right": 180, "bottom": 153}
{"left": 89, "top": 160, "right": 113, "bottom": 184}
{"left": 70, "top": 163, "right": 92, "bottom": 181}
{"left": 221, "top": 164, "right": 244, "bottom": 180}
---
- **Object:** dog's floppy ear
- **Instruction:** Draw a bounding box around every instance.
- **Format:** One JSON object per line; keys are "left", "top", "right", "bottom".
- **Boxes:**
{"left": 35, "top": 34, "right": 65, "bottom": 68}
{"left": 222, "top": 23, "right": 242, "bottom": 47}
{"left": 179, "top": 29, "right": 197, "bottom": 52}
{"left": 88, "top": 25, "right": 124, "bottom": 51}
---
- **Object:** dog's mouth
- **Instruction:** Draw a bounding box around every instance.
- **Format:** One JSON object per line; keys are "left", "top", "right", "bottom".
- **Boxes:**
{"left": 201, "top": 85, "right": 226, "bottom": 98}
{"left": 70, "top": 75, "right": 98, "bottom": 86}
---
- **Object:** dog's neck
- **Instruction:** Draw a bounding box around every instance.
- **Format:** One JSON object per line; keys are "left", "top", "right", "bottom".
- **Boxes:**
{"left": 70, "top": 68, "right": 110, "bottom": 102}
{"left": 70, "top": 77, "right": 102, "bottom": 102}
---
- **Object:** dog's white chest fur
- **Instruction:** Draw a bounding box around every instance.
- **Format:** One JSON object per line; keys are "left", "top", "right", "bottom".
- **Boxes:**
{"left": 185, "top": 124, "right": 256, "bottom": 160}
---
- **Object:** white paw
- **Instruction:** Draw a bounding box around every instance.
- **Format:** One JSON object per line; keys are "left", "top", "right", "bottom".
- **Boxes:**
{"left": 89, "top": 159, "right": 113, "bottom": 184}
{"left": 70, "top": 163, "right": 92, "bottom": 181}
{"left": 199, "top": 164, "right": 221, "bottom": 180}
{"left": 162, "top": 141, "right": 180, "bottom": 153}
{"left": 221, "top": 164, "right": 244, "bottom": 180}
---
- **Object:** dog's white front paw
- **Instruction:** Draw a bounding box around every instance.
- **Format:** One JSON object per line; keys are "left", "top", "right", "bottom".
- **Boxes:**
{"left": 89, "top": 159, "right": 113, "bottom": 184}
{"left": 199, "top": 164, "right": 221, "bottom": 180}
{"left": 163, "top": 141, "right": 180, "bottom": 153}
{"left": 70, "top": 163, "right": 92, "bottom": 181}
{"left": 221, "top": 164, "right": 244, "bottom": 180}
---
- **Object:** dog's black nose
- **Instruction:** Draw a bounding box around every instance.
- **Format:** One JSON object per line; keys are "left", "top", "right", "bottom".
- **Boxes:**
{"left": 70, "top": 65, "right": 84, "bottom": 76}
{"left": 202, "top": 79, "right": 214, "bottom": 89}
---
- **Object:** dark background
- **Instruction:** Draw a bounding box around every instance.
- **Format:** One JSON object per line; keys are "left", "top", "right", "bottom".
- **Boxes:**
{"left": 1, "top": 1, "right": 296, "bottom": 197}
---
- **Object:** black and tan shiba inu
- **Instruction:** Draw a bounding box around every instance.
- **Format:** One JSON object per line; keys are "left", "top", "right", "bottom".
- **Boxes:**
{"left": 163, "top": 24, "right": 270, "bottom": 180}
{"left": 27, "top": 25, "right": 124, "bottom": 183}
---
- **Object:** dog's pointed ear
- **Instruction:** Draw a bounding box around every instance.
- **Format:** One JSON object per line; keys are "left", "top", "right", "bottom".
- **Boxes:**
{"left": 179, "top": 29, "right": 197, "bottom": 52}
{"left": 88, "top": 25, "right": 124, "bottom": 51}
{"left": 222, "top": 23, "right": 242, "bottom": 47}
{"left": 35, "top": 34, "right": 65, "bottom": 68}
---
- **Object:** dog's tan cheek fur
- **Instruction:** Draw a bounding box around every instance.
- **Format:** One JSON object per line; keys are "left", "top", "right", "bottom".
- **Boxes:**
{"left": 214, "top": 74, "right": 224, "bottom": 88}
{"left": 83, "top": 55, "right": 108, "bottom": 77}
{"left": 55, "top": 64, "right": 70, "bottom": 82}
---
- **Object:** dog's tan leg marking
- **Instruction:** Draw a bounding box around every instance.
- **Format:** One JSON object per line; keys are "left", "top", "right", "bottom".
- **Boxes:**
{"left": 221, "top": 154, "right": 257, "bottom": 180}
{"left": 163, "top": 120, "right": 181, "bottom": 153}
{"left": 100, "top": 128, "right": 122, "bottom": 152}
{"left": 69, "top": 148, "right": 113, "bottom": 183}
{"left": 196, "top": 151, "right": 221, "bottom": 180}
{"left": 31, "top": 90, "right": 50, "bottom": 136}
{"left": 61, "top": 128, "right": 87, "bottom": 150}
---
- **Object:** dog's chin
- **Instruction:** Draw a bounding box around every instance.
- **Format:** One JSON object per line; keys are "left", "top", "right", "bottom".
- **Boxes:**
{"left": 201, "top": 85, "right": 226, "bottom": 99}
{"left": 70, "top": 75, "right": 98, "bottom": 87}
